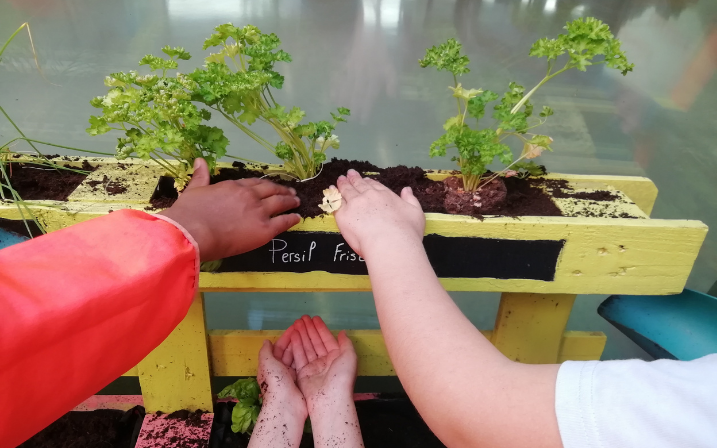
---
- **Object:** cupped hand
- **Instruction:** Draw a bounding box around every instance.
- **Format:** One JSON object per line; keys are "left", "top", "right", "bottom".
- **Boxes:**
{"left": 334, "top": 169, "right": 425, "bottom": 259}
{"left": 159, "top": 158, "right": 301, "bottom": 261}
{"left": 257, "top": 327, "right": 307, "bottom": 419}
{"left": 291, "top": 316, "right": 358, "bottom": 414}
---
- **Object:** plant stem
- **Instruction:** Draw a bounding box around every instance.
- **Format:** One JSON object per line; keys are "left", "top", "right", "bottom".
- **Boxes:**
{"left": 149, "top": 154, "right": 180, "bottom": 177}
{"left": 0, "top": 23, "right": 27, "bottom": 59}
{"left": 452, "top": 74, "right": 462, "bottom": 116}
{"left": 1, "top": 137, "right": 114, "bottom": 156}
{"left": 0, "top": 105, "right": 43, "bottom": 157}
{"left": 510, "top": 66, "right": 569, "bottom": 115}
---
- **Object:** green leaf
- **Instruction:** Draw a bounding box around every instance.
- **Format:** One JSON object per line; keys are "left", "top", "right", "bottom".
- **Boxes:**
{"left": 337, "top": 107, "right": 351, "bottom": 116}
{"left": 513, "top": 160, "right": 546, "bottom": 177}
{"left": 222, "top": 92, "right": 244, "bottom": 115}
{"left": 230, "top": 402, "right": 259, "bottom": 434}
{"left": 294, "top": 123, "right": 317, "bottom": 137}
{"left": 86, "top": 116, "right": 111, "bottom": 136}
{"left": 275, "top": 142, "right": 293, "bottom": 160}
{"left": 286, "top": 106, "right": 305, "bottom": 128}
{"left": 539, "top": 106, "right": 554, "bottom": 117}
{"left": 138, "top": 54, "right": 178, "bottom": 72}
{"left": 218, "top": 378, "right": 262, "bottom": 401}
{"left": 419, "top": 38, "right": 470, "bottom": 76}
{"left": 530, "top": 17, "right": 634, "bottom": 76}
{"left": 313, "top": 152, "right": 327, "bottom": 164}
{"left": 443, "top": 115, "right": 463, "bottom": 131}
{"left": 161, "top": 46, "right": 191, "bottom": 60}
{"left": 467, "top": 90, "right": 499, "bottom": 121}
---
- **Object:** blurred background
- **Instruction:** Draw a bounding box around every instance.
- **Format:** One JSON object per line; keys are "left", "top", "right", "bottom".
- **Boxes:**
{"left": 2, "top": 0, "right": 716, "bottom": 379}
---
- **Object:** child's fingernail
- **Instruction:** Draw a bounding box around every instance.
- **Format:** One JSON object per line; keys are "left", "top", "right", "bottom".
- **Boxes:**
{"left": 193, "top": 158, "right": 201, "bottom": 169}
{"left": 295, "top": 196, "right": 301, "bottom": 204}
{"left": 338, "top": 175, "right": 347, "bottom": 181}
{"left": 347, "top": 169, "right": 358, "bottom": 176}
{"left": 289, "top": 187, "right": 297, "bottom": 195}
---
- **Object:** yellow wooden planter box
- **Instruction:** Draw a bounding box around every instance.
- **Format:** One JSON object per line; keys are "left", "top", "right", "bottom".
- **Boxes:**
{"left": 1, "top": 156, "right": 706, "bottom": 295}
{"left": 0, "top": 156, "right": 708, "bottom": 412}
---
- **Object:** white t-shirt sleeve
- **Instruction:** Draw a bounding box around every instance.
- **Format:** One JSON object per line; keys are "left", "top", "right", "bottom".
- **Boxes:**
{"left": 555, "top": 354, "right": 717, "bottom": 448}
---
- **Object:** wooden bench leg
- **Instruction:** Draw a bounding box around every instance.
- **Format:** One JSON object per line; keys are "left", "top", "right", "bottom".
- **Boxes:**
{"left": 138, "top": 292, "right": 213, "bottom": 413}
{"left": 491, "top": 292, "right": 580, "bottom": 364}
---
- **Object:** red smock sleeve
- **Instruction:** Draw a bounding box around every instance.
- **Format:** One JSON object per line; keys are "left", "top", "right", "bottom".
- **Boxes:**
{"left": 0, "top": 209, "right": 199, "bottom": 447}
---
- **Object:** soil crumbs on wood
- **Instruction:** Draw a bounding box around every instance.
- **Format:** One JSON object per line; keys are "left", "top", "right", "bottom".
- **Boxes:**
{"left": 1, "top": 161, "right": 95, "bottom": 201}
{"left": 149, "top": 159, "right": 562, "bottom": 219}
{"left": 542, "top": 179, "right": 639, "bottom": 219}
{"left": 20, "top": 407, "right": 145, "bottom": 448}
{"left": 87, "top": 175, "right": 129, "bottom": 195}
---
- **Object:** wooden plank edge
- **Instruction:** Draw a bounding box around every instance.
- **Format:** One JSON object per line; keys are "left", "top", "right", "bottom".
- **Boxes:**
{"left": 121, "top": 329, "right": 605, "bottom": 377}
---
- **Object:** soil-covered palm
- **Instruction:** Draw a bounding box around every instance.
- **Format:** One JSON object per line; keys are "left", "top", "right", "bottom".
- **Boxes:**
{"left": 291, "top": 316, "right": 358, "bottom": 414}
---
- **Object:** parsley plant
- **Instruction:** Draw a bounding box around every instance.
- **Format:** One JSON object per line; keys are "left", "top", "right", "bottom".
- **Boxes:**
{"left": 420, "top": 17, "right": 633, "bottom": 192}
{"left": 87, "top": 46, "right": 228, "bottom": 189}
{"left": 191, "top": 24, "right": 350, "bottom": 180}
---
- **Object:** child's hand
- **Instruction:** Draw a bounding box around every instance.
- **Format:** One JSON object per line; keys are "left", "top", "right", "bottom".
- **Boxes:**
{"left": 256, "top": 327, "right": 307, "bottom": 420}
{"left": 291, "top": 316, "right": 357, "bottom": 415}
{"left": 334, "top": 169, "right": 425, "bottom": 259}
{"left": 159, "top": 158, "right": 301, "bottom": 261}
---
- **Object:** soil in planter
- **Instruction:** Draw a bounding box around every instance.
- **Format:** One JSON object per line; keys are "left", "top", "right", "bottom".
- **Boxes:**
{"left": 1, "top": 161, "right": 95, "bottom": 201}
{"left": 140, "top": 410, "right": 210, "bottom": 448}
{"left": 20, "top": 406, "right": 145, "bottom": 448}
{"left": 148, "top": 159, "right": 561, "bottom": 219}
{"left": 210, "top": 398, "right": 444, "bottom": 448}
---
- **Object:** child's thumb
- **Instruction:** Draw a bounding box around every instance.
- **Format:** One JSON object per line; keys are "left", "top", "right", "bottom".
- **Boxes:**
{"left": 186, "top": 158, "right": 210, "bottom": 190}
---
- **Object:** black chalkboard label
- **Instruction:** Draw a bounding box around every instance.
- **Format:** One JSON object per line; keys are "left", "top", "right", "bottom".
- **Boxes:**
{"left": 217, "top": 232, "right": 564, "bottom": 281}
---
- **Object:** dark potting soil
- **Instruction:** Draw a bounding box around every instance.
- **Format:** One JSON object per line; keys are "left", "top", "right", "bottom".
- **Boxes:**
{"left": 210, "top": 398, "right": 444, "bottom": 448}
{"left": 0, "top": 216, "right": 43, "bottom": 238}
{"left": 1, "top": 161, "right": 95, "bottom": 201}
{"left": 19, "top": 406, "right": 145, "bottom": 448}
{"left": 149, "top": 159, "right": 561, "bottom": 219}
{"left": 138, "top": 410, "right": 210, "bottom": 448}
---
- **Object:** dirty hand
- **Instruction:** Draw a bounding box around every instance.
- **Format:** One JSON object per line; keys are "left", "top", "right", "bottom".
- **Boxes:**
{"left": 159, "top": 158, "right": 301, "bottom": 261}
{"left": 257, "top": 327, "right": 307, "bottom": 420}
{"left": 291, "top": 316, "right": 357, "bottom": 415}
{"left": 334, "top": 169, "right": 425, "bottom": 259}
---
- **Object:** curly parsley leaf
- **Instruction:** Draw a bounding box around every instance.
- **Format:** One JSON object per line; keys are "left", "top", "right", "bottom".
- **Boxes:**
{"left": 419, "top": 38, "right": 470, "bottom": 76}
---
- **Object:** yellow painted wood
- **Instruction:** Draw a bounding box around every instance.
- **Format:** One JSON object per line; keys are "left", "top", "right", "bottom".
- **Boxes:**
{"left": 122, "top": 329, "right": 604, "bottom": 378}
{"left": 209, "top": 329, "right": 396, "bottom": 376}
{"left": 0, "top": 198, "right": 706, "bottom": 295}
{"left": 137, "top": 292, "right": 213, "bottom": 413}
{"left": 492, "top": 293, "right": 577, "bottom": 363}
{"left": 1, "top": 157, "right": 704, "bottom": 295}
{"left": 203, "top": 329, "right": 606, "bottom": 376}
{"left": 122, "top": 366, "right": 138, "bottom": 376}
{"left": 558, "top": 331, "right": 607, "bottom": 362}
{"left": 198, "top": 215, "right": 706, "bottom": 295}
{"left": 69, "top": 163, "right": 165, "bottom": 204}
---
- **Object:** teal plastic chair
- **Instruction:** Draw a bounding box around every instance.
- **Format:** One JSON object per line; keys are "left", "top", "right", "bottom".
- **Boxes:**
{"left": 599, "top": 290, "right": 717, "bottom": 361}
{"left": 0, "top": 227, "right": 29, "bottom": 250}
